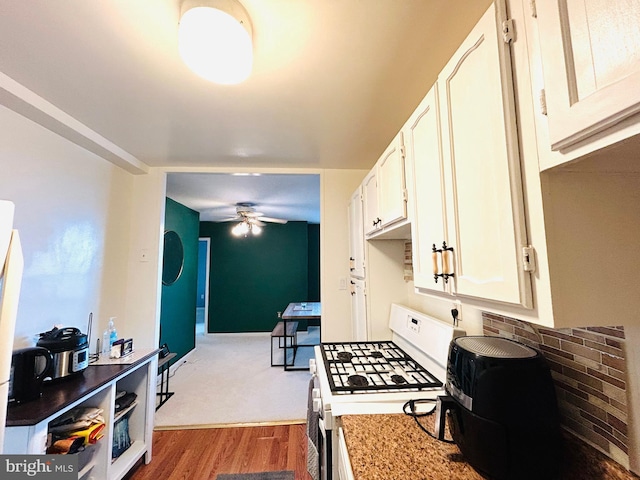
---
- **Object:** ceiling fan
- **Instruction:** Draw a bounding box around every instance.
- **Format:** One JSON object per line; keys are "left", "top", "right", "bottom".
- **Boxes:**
{"left": 222, "top": 203, "right": 288, "bottom": 236}
{"left": 222, "top": 202, "right": 289, "bottom": 226}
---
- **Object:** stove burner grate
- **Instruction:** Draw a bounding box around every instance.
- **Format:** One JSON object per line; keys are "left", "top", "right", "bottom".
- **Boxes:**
{"left": 320, "top": 341, "right": 443, "bottom": 393}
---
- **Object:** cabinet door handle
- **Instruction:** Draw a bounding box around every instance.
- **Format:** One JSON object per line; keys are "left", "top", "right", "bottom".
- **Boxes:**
{"left": 434, "top": 241, "right": 455, "bottom": 283}
{"left": 432, "top": 244, "right": 441, "bottom": 282}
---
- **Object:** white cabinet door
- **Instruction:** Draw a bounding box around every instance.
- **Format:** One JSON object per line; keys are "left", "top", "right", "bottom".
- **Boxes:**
{"left": 438, "top": 1, "right": 532, "bottom": 308}
{"left": 362, "top": 169, "right": 380, "bottom": 236}
{"left": 406, "top": 85, "right": 449, "bottom": 294}
{"left": 377, "top": 132, "right": 407, "bottom": 228}
{"left": 349, "top": 278, "right": 367, "bottom": 341}
{"left": 537, "top": 0, "right": 640, "bottom": 150}
{"left": 348, "top": 187, "right": 365, "bottom": 279}
{"left": 337, "top": 428, "right": 356, "bottom": 480}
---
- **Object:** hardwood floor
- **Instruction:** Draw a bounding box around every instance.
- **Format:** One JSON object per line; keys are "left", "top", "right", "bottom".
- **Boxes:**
{"left": 126, "top": 424, "right": 312, "bottom": 480}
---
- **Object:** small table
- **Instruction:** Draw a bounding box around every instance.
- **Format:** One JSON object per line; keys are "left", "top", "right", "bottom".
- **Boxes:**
{"left": 282, "top": 302, "right": 321, "bottom": 371}
{"left": 156, "top": 352, "right": 177, "bottom": 410}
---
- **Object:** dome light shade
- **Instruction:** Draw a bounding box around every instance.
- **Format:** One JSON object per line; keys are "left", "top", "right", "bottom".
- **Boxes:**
{"left": 178, "top": 0, "right": 253, "bottom": 85}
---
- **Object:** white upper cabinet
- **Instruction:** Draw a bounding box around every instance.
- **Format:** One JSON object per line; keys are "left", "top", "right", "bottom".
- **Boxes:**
{"left": 348, "top": 186, "right": 365, "bottom": 279}
{"left": 362, "top": 131, "right": 409, "bottom": 239}
{"left": 362, "top": 169, "right": 379, "bottom": 236}
{"left": 537, "top": 0, "right": 640, "bottom": 151}
{"left": 377, "top": 132, "right": 407, "bottom": 229}
{"left": 408, "top": 1, "right": 532, "bottom": 308}
{"left": 440, "top": 1, "right": 531, "bottom": 307}
{"left": 405, "top": 85, "right": 449, "bottom": 295}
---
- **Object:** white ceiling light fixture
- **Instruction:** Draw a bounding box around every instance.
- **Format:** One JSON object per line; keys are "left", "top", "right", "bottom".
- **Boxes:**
{"left": 178, "top": 0, "right": 253, "bottom": 85}
{"left": 231, "top": 219, "right": 261, "bottom": 237}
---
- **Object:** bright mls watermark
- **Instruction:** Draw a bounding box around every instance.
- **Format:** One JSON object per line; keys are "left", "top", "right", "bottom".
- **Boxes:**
{"left": 1, "top": 455, "right": 76, "bottom": 479}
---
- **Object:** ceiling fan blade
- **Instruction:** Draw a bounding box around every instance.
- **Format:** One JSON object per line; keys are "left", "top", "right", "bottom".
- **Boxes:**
{"left": 247, "top": 218, "right": 266, "bottom": 226}
{"left": 220, "top": 216, "right": 243, "bottom": 222}
{"left": 259, "top": 217, "right": 288, "bottom": 224}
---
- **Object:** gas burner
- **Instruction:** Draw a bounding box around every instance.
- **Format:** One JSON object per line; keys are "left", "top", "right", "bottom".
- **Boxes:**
{"left": 336, "top": 352, "right": 353, "bottom": 362}
{"left": 369, "top": 351, "right": 384, "bottom": 359}
{"left": 347, "top": 375, "right": 369, "bottom": 387}
{"left": 391, "top": 374, "right": 407, "bottom": 384}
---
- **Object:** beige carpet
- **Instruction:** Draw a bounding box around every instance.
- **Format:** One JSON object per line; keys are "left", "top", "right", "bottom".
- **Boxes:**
{"left": 154, "top": 331, "right": 316, "bottom": 428}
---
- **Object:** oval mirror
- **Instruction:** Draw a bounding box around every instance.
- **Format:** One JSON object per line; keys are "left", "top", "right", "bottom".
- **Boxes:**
{"left": 162, "top": 230, "right": 184, "bottom": 285}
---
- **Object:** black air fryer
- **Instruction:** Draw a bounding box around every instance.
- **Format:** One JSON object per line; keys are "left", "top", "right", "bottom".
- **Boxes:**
{"left": 435, "top": 336, "right": 562, "bottom": 480}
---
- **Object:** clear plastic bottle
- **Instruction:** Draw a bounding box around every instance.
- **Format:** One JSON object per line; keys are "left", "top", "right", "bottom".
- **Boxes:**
{"left": 102, "top": 329, "right": 110, "bottom": 355}
{"left": 108, "top": 317, "right": 118, "bottom": 347}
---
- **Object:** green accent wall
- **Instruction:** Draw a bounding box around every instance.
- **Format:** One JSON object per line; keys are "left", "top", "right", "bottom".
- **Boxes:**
{"left": 159, "top": 198, "right": 200, "bottom": 361}
{"left": 307, "top": 223, "right": 320, "bottom": 301}
{"left": 200, "top": 221, "right": 319, "bottom": 333}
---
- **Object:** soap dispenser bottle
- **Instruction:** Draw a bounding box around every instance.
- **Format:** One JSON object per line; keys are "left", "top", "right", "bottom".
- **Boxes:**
{"left": 108, "top": 317, "right": 118, "bottom": 347}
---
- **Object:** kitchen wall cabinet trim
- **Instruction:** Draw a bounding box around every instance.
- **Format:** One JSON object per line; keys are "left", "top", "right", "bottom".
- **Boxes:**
{"left": 3, "top": 350, "right": 158, "bottom": 480}
{"left": 536, "top": 0, "right": 640, "bottom": 151}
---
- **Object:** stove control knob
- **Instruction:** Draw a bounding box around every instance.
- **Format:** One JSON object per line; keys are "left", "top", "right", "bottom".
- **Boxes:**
{"left": 309, "top": 359, "right": 317, "bottom": 374}
{"left": 312, "top": 388, "right": 321, "bottom": 399}
{"left": 313, "top": 397, "right": 322, "bottom": 413}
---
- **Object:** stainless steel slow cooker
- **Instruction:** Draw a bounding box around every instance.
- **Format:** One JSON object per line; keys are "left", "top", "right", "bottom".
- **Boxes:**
{"left": 36, "top": 327, "right": 89, "bottom": 380}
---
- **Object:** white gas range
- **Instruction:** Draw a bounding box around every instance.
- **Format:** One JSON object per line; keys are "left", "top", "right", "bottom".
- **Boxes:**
{"left": 308, "top": 303, "right": 465, "bottom": 480}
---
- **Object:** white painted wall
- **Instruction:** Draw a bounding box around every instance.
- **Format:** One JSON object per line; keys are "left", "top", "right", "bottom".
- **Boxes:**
{"left": 0, "top": 104, "right": 139, "bottom": 350}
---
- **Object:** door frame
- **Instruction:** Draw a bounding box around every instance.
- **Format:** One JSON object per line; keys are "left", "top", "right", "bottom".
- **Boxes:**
{"left": 198, "top": 237, "right": 211, "bottom": 334}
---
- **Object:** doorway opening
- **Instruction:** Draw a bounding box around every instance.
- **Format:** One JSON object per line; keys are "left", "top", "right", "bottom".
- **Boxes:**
{"left": 196, "top": 237, "right": 210, "bottom": 336}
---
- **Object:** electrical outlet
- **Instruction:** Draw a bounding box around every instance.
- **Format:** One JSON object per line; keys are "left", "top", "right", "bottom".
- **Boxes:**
{"left": 452, "top": 302, "right": 462, "bottom": 322}
{"left": 339, "top": 277, "right": 347, "bottom": 290}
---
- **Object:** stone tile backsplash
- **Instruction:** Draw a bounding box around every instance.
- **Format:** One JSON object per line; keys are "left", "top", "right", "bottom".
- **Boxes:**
{"left": 403, "top": 240, "right": 413, "bottom": 281}
{"left": 482, "top": 312, "right": 629, "bottom": 469}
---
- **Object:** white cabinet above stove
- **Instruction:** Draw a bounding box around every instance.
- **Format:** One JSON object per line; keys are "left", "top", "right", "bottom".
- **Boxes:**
{"left": 362, "top": 131, "right": 410, "bottom": 240}
{"left": 406, "top": 1, "right": 532, "bottom": 309}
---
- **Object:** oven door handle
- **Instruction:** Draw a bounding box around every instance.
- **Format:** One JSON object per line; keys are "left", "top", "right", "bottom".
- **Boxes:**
{"left": 318, "top": 417, "right": 328, "bottom": 435}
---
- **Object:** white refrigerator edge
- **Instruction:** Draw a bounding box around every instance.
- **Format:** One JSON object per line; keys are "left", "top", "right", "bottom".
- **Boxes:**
{"left": 0, "top": 200, "right": 24, "bottom": 452}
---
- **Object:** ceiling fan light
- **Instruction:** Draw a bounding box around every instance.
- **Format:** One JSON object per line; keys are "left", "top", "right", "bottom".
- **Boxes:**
{"left": 178, "top": 1, "right": 253, "bottom": 85}
{"left": 232, "top": 221, "right": 250, "bottom": 236}
{"left": 240, "top": 221, "right": 250, "bottom": 235}
{"left": 252, "top": 224, "right": 262, "bottom": 235}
